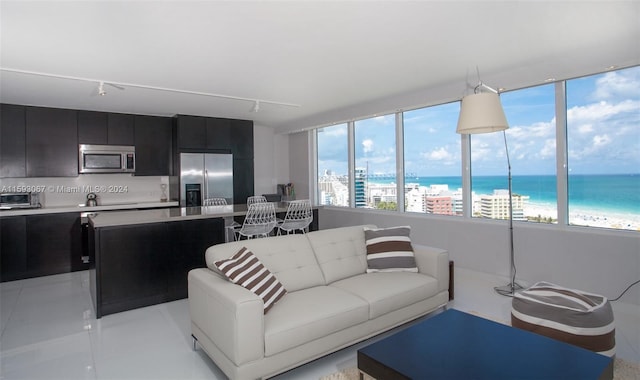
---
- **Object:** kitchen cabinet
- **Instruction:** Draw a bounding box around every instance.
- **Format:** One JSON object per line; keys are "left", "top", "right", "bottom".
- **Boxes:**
{"left": 231, "top": 119, "right": 254, "bottom": 159}
{"left": 107, "top": 113, "right": 135, "bottom": 145}
{"left": 90, "top": 217, "right": 225, "bottom": 317}
{"left": 78, "top": 111, "right": 108, "bottom": 144}
{"left": 26, "top": 106, "right": 78, "bottom": 177}
{"left": 0, "top": 216, "right": 27, "bottom": 281}
{"left": 134, "top": 115, "right": 172, "bottom": 176}
{"left": 97, "top": 223, "right": 169, "bottom": 308}
{"left": 206, "top": 117, "right": 232, "bottom": 151}
{"left": 233, "top": 158, "right": 254, "bottom": 205}
{"left": 1, "top": 212, "right": 82, "bottom": 282}
{"left": 0, "top": 104, "right": 26, "bottom": 178}
{"left": 26, "top": 212, "right": 82, "bottom": 278}
{"left": 176, "top": 115, "right": 207, "bottom": 150}
{"left": 175, "top": 115, "right": 232, "bottom": 152}
{"left": 78, "top": 111, "right": 135, "bottom": 146}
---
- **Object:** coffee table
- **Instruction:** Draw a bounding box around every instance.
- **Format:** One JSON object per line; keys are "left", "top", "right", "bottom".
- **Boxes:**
{"left": 358, "top": 309, "right": 613, "bottom": 380}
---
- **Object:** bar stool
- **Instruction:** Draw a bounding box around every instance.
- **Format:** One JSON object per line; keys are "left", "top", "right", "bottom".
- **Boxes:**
{"left": 236, "top": 202, "right": 277, "bottom": 240}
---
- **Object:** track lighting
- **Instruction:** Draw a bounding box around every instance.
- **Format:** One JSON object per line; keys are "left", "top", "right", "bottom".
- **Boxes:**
{"left": 98, "top": 81, "right": 107, "bottom": 96}
{"left": 0, "top": 67, "right": 301, "bottom": 109}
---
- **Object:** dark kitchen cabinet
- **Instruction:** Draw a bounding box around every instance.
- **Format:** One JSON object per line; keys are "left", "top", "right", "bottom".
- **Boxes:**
{"left": 168, "top": 218, "right": 225, "bottom": 297}
{"left": 231, "top": 119, "right": 254, "bottom": 159}
{"left": 78, "top": 111, "right": 135, "bottom": 146}
{"left": 107, "top": 113, "right": 135, "bottom": 145}
{"left": 134, "top": 115, "right": 172, "bottom": 176}
{"left": 97, "top": 223, "right": 169, "bottom": 308}
{"left": 25, "top": 213, "right": 81, "bottom": 278}
{"left": 0, "top": 104, "right": 26, "bottom": 178}
{"left": 176, "top": 115, "right": 207, "bottom": 150}
{"left": 78, "top": 111, "right": 108, "bottom": 144}
{"left": 175, "top": 115, "right": 232, "bottom": 152}
{"left": 91, "top": 217, "right": 225, "bottom": 317}
{"left": 233, "top": 158, "right": 254, "bottom": 205}
{"left": 206, "top": 118, "right": 232, "bottom": 151}
{"left": 26, "top": 106, "right": 78, "bottom": 177}
{"left": 0, "top": 216, "right": 27, "bottom": 282}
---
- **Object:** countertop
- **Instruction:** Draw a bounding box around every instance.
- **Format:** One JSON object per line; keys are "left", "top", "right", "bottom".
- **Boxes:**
{"left": 0, "top": 201, "right": 179, "bottom": 217}
{"left": 89, "top": 203, "right": 318, "bottom": 228}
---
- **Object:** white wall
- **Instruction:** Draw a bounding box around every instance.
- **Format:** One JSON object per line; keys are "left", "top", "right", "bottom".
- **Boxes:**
{"left": 317, "top": 206, "right": 640, "bottom": 306}
{"left": 288, "top": 131, "right": 311, "bottom": 200}
{"left": 253, "top": 125, "right": 290, "bottom": 196}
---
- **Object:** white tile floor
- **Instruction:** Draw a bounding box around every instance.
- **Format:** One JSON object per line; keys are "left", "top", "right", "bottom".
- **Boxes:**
{"left": 1, "top": 268, "right": 638, "bottom": 379}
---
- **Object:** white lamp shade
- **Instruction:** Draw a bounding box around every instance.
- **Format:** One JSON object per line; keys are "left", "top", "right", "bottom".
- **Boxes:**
{"left": 456, "top": 92, "right": 509, "bottom": 134}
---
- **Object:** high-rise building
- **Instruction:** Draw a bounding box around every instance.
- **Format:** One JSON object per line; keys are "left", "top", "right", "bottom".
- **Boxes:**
{"left": 354, "top": 167, "right": 367, "bottom": 208}
{"left": 480, "top": 190, "right": 528, "bottom": 221}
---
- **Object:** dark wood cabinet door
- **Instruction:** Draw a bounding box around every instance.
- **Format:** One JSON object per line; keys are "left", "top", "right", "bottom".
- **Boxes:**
{"left": 0, "top": 216, "right": 28, "bottom": 282}
{"left": 206, "top": 118, "right": 232, "bottom": 152}
{"left": 107, "top": 113, "right": 135, "bottom": 145}
{"left": 78, "top": 110, "right": 108, "bottom": 144}
{"left": 0, "top": 104, "right": 26, "bottom": 178}
{"left": 231, "top": 119, "right": 254, "bottom": 159}
{"left": 176, "top": 115, "right": 207, "bottom": 150}
{"left": 25, "top": 213, "right": 80, "bottom": 278}
{"left": 26, "top": 107, "right": 78, "bottom": 177}
{"left": 134, "top": 115, "right": 172, "bottom": 176}
{"left": 233, "top": 158, "right": 254, "bottom": 205}
{"left": 98, "top": 223, "right": 169, "bottom": 305}
{"left": 168, "top": 218, "right": 225, "bottom": 297}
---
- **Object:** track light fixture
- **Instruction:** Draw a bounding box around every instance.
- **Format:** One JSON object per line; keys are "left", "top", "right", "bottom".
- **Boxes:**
{"left": 98, "top": 81, "right": 107, "bottom": 96}
{"left": 0, "top": 67, "right": 301, "bottom": 110}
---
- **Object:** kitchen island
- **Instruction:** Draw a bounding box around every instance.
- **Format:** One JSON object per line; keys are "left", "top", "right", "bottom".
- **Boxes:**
{"left": 88, "top": 203, "right": 319, "bottom": 318}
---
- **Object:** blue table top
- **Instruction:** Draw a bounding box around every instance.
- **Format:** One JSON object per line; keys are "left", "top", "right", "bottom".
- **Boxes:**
{"left": 358, "top": 309, "right": 613, "bottom": 380}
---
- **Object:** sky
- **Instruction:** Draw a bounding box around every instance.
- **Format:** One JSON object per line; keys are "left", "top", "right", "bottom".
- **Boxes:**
{"left": 317, "top": 66, "right": 640, "bottom": 177}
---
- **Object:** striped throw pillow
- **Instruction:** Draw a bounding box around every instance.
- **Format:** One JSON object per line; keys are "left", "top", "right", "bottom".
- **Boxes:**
{"left": 214, "top": 247, "right": 287, "bottom": 313}
{"left": 364, "top": 226, "right": 418, "bottom": 273}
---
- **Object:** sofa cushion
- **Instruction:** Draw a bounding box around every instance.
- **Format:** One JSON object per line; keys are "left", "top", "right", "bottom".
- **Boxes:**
{"left": 206, "top": 234, "right": 325, "bottom": 292}
{"left": 364, "top": 226, "right": 418, "bottom": 273}
{"left": 264, "top": 286, "right": 369, "bottom": 356}
{"left": 306, "top": 225, "right": 375, "bottom": 284}
{"left": 331, "top": 272, "right": 438, "bottom": 319}
{"left": 214, "top": 247, "right": 287, "bottom": 313}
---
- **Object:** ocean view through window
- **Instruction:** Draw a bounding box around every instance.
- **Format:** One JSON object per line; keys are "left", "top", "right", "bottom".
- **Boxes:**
{"left": 314, "top": 66, "right": 639, "bottom": 231}
{"left": 566, "top": 66, "right": 640, "bottom": 230}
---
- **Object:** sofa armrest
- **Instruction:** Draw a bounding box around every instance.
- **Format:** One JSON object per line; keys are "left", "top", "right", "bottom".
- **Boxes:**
{"left": 413, "top": 244, "right": 449, "bottom": 294}
{"left": 188, "top": 268, "right": 264, "bottom": 365}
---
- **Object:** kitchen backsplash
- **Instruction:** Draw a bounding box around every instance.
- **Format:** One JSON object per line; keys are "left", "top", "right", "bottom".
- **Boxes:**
{"left": 0, "top": 174, "right": 170, "bottom": 207}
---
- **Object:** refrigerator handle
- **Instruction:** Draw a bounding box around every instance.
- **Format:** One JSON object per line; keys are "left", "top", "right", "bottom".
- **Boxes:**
{"left": 204, "top": 169, "right": 208, "bottom": 200}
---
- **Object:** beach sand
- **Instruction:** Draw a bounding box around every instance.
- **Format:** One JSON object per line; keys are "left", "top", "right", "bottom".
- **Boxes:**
{"left": 524, "top": 203, "right": 640, "bottom": 231}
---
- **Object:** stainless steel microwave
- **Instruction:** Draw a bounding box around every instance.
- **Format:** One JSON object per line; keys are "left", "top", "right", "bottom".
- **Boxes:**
{"left": 79, "top": 144, "right": 135, "bottom": 174}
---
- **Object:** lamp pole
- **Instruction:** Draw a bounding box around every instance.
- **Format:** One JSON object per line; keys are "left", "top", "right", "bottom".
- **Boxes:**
{"left": 494, "top": 130, "right": 523, "bottom": 296}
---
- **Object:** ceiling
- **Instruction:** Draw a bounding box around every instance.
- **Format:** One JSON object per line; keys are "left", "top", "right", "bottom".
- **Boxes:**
{"left": 1, "top": 1, "right": 639, "bottom": 134}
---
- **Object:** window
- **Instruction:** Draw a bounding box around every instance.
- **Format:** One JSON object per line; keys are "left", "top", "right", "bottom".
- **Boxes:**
{"left": 317, "top": 123, "right": 349, "bottom": 206}
{"left": 470, "top": 84, "right": 556, "bottom": 222}
{"left": 354, "top": 115, "right": 397, "bottom": 210}
{"left": 566, "top": 66, "right": 640, "bottom": 230}
{"left": 403, "top": 102, "right": 462, "bottom": 215}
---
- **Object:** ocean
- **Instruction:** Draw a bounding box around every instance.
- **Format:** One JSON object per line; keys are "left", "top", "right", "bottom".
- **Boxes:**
{"left": 390, "top": 174, "right": 640, "bottom": 215}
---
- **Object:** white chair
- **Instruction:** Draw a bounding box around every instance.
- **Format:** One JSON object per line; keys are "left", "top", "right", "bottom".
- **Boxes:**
{"left": 277, "top": 199, "right": 313, "bottom": 235}
{"left": 204, "top": 197, "right": 240, "bottom": 241}
{"left": 236, "top": 202, "right": 277, "bottom": 240}
{"left": 204, "top": 197, "right": 228, "bottom": 206}
{"left": 247, "top": 195, "right": 267, "bottom": 206}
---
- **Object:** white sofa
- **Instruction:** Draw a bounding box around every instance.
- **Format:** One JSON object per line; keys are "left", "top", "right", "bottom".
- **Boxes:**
{"left": 188, "top": 225, "right": 450, "bottom": 380}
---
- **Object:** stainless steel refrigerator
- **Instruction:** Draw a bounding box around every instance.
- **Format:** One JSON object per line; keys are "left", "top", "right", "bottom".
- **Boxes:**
{"left": 180, "top": 153, "right": 233, "bottom": 206}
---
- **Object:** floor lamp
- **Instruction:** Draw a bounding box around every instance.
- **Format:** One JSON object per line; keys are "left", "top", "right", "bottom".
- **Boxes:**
{"left": 456, "top": 82, "right": 524, "bottom": 297}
